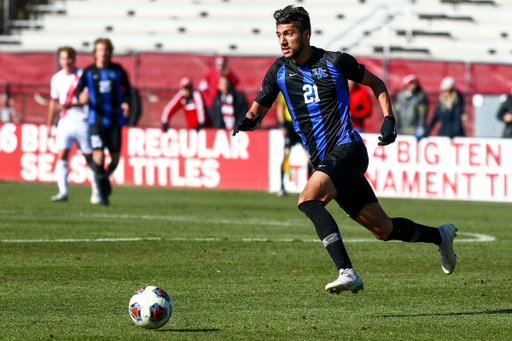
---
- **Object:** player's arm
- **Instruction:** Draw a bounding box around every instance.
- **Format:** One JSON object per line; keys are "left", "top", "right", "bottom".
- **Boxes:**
{"left": 47, "top": 77, "right": 61, "bottom": 137}
{"left": 232, "top": 101, "right": 269, "bottom": 136}
{"left": 232, "top": 63, "right": 279, "bottom": 136}
{"left": 65, "top": 72, "right": 89, "bottom": 108}
{"left": 275, "top": 94, "right": 285, "bottom": 125}
{"left": 359, "top": 69, "right": 396, "bottom": 146}
{"left": 120, "top": 67, "right": 131, "bottom": 118}
{"left": 497, "top": 98, "right": 512, "bottom": 123}
{"left": 359, "top": 70, "right": 393, "bottom": 119}
{"left": 46, "top": 99, "right": 60, "bottom": 138}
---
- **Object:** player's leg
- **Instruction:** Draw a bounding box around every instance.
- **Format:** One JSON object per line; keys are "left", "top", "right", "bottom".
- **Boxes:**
{"left": 298, "top": 171, "right": 364, "bottom": 294}
{"left": 89, "top": 125, "right": 109, "bottom": 206}
{"left": 278, "top": 145, "right": 291, "bottom": 197}
{"left": 52, "top": 122, "right": 73, "bottom": 202}
{"left": 75, "top": 123, "right": 100, "bottom": 204}
{"left": 355, "top": 202, "right": 440, "bottom": 243}
{"left": 83, "top": 153, "right": 100, "bottom": 204}
{"left": 298, "top": 171, "right": 352, "bottom": 268}
{"left": 52, "top": 148, "right": 70, "bottom": 202}
{"left": 106, "top": 153, "right": 120, "bottom": 177}
{"left": 103, "top": 125, "right": 122, "bottom": 197}
{"left": 350, "top": 180, "right": 457, "bottom": 274}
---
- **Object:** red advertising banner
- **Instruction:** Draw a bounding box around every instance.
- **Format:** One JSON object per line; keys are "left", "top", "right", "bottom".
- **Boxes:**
{"left": 268, "top": 133, "right": 512, "bottom": 203}
{"left": 363, "top": 134, "right": 512, "bottom": 202}
{"left": 0, "top": 123, "right": 270, "bottom": 191}
{"left": 121, "top": 127, "right": 269, "bottom": 190}
{"left": 2, "top": 123, "right": 511, "bottom": 202}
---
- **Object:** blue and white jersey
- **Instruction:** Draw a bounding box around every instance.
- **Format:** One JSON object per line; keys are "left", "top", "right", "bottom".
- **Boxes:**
{"left": 76, "top": 62, "right": 131, "bottom": 127}
{"left": 255, "top": 47, "right": 365, "bottom": 166}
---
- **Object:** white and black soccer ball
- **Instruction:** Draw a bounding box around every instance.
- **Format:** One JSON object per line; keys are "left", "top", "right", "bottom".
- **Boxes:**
{"left": 129, "top": 286, "right": 173, "bottom": 329}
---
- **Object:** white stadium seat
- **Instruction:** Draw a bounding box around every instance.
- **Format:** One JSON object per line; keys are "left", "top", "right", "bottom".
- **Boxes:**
{"left": 1, "top": 0, "right": 511, "bottom": 62}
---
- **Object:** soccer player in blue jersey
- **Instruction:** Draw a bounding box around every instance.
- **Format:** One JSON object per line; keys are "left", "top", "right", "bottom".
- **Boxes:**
{"left": 233, "top": 5, "right": 458, "bottom": 294}
{"left": 73, "top": 38, "right": 131, "bottom": 206}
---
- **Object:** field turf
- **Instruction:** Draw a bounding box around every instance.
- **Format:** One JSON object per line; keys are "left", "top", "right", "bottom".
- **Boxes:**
{"left": 1, "top": 181, "right": 511, "bottom": 340}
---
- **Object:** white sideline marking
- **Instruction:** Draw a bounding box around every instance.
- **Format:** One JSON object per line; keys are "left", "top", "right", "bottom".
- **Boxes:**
{"left": 0, "top": 232, "right": 494, "bottom": 244}
{"left": 0, "top": 209, "right": 315, "bottom": 227}
{"left": 0, "top": 210, "right": 495, "bottom": 243}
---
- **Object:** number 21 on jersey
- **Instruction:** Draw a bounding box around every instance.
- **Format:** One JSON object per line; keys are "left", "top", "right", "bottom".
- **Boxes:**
{"left": 303, "top": 84, "right": 320, "bottom": 104}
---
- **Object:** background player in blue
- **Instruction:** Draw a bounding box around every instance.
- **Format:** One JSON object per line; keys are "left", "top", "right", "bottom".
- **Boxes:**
{"left": 233, "top": 5, "right": 458, "bottom": 294}
{"left": 73, "top": 38, "right": 131, "bottom": 206}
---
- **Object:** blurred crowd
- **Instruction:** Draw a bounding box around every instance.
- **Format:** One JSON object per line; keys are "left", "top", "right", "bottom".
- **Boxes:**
{"left": 2, "top": 39, "right": 511, "bottom": 201}
{"left": 159, "top": 55, "right": 512, "bottom": 140}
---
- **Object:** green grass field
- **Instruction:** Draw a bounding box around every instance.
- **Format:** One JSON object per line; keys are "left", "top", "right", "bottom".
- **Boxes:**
{"left": 1, "top": 181, "right": 511, "bottom": 340}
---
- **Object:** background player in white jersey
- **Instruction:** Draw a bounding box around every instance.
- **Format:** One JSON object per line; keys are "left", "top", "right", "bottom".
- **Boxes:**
{"left": 46, "top": 46, "right": 100, "bottom": 203}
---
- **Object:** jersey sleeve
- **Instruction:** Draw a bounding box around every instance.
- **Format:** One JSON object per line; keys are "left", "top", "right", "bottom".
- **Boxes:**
{"left": 337, "top": 53, "right": 366, "bottom": 83}
{"left": 50, "top": 75, "right": 59, "bottom": 100}
{"left": 161, "top": 92, "right": 182, "bottom": 123}
{"left": 75, "top": 69, "right": 88, "bottom": 99}
{"left": 254, "top": 63, "right": 281, "bottom": 108}
{"left": 119, "top": 66, "right": 131, "bottom": 103}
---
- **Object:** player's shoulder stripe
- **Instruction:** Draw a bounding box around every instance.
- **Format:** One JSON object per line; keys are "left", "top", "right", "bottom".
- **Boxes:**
{"left": 321, "top": 49, "right": 343, "bottom": 62}
{"left": 271, "top": 56, "right": 286, "bottom": 68}
{"left": 82, "top": 64, "right": 96, "bottom": 75}
{"left": 109, "top": 62, "right": 123, "bottom": 71}
{"left": 51, "top": 70, "right": 61, "bottom": 81}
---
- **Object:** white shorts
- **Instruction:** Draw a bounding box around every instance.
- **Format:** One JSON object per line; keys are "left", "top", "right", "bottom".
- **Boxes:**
{"left": 55, "top": 119, "right": 93, "bottom": 154}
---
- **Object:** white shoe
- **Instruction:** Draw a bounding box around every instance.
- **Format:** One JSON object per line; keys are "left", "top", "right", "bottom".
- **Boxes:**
{"left": 438, "top": 223, "right": 458, "bottom": 275}
{"left": 51, "top": 193, "right": 69, "bottom": 202}
{"left": 90, "top": 193, "right": 101, "bottom": 204}
{"left": 325, "top": 268, "right": 364, "bottom": 294}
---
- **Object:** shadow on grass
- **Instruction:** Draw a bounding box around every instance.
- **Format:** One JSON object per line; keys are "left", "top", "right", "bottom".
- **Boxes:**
{"left": 377, "top": 309, "right": 512, "bottom": 318}
{"left": 156, "top": 328, "right": 220, "bottom": 333}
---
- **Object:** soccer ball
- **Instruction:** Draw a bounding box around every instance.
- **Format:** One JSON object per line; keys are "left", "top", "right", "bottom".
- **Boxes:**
{"left": 129, "top": 286, "right": 173, "bottom": 329}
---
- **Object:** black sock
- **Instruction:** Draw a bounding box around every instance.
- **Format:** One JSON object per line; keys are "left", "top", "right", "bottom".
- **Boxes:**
{"left": 388, "top": 218, "right": 442, "bottom": 245}
{"left": 88, "top": 161, "right": 104, "bottom": 176}
{"left": 106, "top": 163, "right": 118, "bottom": 176}
{"left": 299, "top": 200, "right": 352, "bottom": 270}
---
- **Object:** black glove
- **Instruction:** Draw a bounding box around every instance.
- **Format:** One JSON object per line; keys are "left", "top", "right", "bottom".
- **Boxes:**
{"left": 232, "top": 114, "right": 261, "bottom": 136}
{"left": 162, "top": 122, "right": 169, "bottom": 133}
{"left": 378, "top": 116, "right": 397, "bottom": 146}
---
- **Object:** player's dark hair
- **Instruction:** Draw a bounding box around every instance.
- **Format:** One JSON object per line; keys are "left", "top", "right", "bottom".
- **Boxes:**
{"left": 57, "top": 46, "right": 76, "bottom": 60}
{"left": 93, "top": 38, "right": 114, "bottom": 55}
{"left": 274, "top": 5, "right": 311, "bottom": 33}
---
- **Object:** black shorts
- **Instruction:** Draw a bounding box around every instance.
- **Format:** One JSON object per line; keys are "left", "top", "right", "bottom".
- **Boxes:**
{"left": 283, "top": 121, "right": 302, "bottom": 148}
{"left": 89, "top": 125, "right": 122, "bottom": 153}
{"left": 314, "top": 141, "right": 378, "bottom": 220}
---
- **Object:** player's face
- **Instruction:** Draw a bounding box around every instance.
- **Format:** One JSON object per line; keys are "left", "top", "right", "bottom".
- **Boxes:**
{"left": 180, "top": 86, "right": 192, "bottom": 98}
{"left": 58, "top": 51, "right": 75, "bottom": 73}
{"left": 276, "top": 24, "right": 306, "bottom": 60}
{"left": 94, "top": 43, "right": 111, "bottom": 65}
{"left": 218, "top": 77, "right": 229, "bottom": 94}
{"left": 407, "top": 81, "right": 418, "bottom": 92}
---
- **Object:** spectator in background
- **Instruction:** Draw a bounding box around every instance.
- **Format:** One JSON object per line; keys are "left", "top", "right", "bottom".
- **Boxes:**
{"left": 424, "top": 77, "right": 465, "bottom": 138}
{"left": 211, "top": 76, "right": 247, "bottom": 129}
{"left": 496, "top": 86, "right": 512, "bottom": 138}
{"left": 0, "top": 86, "right": 18, "bottom": 123}
{"left": 348, "top": 80, "right": 371, "bottom": 132}
{"left": 394, "top": 74, "right": 428, "bottom": 139}
{"left": 161, "top": 77, "right": 209, "bottom": 131}
{"left": 198, "top": 55, "right": 239, "bottom": 112}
